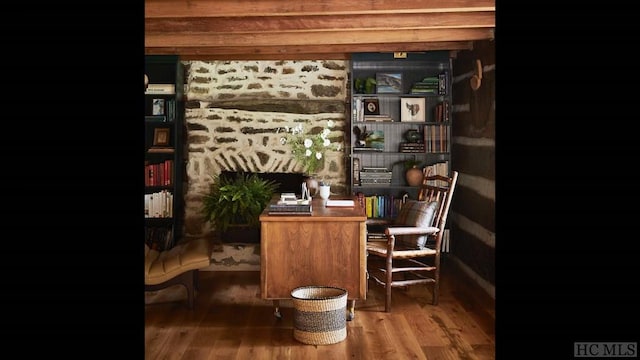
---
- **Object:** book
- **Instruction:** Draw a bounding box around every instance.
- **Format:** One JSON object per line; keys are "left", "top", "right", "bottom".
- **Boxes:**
{"left": 353, "top": 147, "right": 383, "bottom": 152}
{"left": 145, "top": 84, "right": 176, "bottom": 94}
{"left": 280, "top": 193, "right": 297, "bottom": 202}
{"left": 361, "top": 167, "right": 390, "bottom": 172}
{"left": 326, "top": 199, "right": 355, "bottom": 207}
{"left": 147, "top": 147, "right": 174, "bottom": 153}
{"left": 269, "top": 203, "right": 312, "bottom": 214}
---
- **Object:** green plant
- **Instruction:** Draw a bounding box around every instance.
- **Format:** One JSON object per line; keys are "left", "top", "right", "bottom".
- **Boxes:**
{"left": 396, "top": 158, "right": 423, "bottom": 171}
{"left": 202, "top": 172, "right": 279, "bottom": 233}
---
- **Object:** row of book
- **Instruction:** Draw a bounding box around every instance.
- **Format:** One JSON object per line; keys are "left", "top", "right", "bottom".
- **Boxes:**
{"left": 145, "top": 160, "right": 174, "bottom": 187}
{"left": 434, "top": 101, "right": 450, "bottom": 122}
{"left": 145, "top": 226, "right": 175, "bottom": 251}
{"left": 424, "top": 161, "right": 450, "bottom": 187}
{"left": 424, "top": 125, "right": 449, "bottom": 153}
{"left": 363, "top": 194, "right": 408, "bottom": 219}
{"left": 145, "top": 190, "right": 174, "bottom": 218}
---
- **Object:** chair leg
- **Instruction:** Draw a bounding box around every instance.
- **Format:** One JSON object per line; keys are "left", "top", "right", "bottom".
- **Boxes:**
{"left": 385, "top": 256, "right": 393, "bottom": 312}
{"left": 185, "top": 270, "right": 195, "bottom": 309}
{"left": 145, "top": 270, "right": 197, "bottom": 310}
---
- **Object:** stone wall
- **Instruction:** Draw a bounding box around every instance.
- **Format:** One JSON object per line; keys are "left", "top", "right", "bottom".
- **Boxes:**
{"left": 181, "top": 60, "right": 350, "bottom": 241}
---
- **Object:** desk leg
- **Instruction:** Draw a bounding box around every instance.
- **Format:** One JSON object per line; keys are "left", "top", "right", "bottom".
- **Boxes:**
{"left": 273, "top": 300, "right": 282, "bottom": 319}
{"left": 347, "top": 300, "right": 355, "bottom": 321}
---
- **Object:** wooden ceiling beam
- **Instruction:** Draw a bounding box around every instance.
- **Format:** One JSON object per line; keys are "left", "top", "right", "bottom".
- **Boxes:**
{"left": 146, "top": 28, "right": 493, "bottom": 48}
{"left": 145, "top": 0, "right": 496, "bottom": 18}
{"left": 145, "top": 12, "right": 495, "bottom": 33}
{"left": 144, "top": 41, "right": 474, "bottom": 60}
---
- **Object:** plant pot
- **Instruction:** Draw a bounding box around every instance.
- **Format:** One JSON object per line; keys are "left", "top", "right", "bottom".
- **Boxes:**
{"left": 218, "top": 224, "right": 260, "bottom": 244}
{"left": 405, "top": 166, "right": 424, "bottom": 186}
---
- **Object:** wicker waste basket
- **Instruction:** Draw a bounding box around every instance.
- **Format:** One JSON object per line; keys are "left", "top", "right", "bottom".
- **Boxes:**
{"left": 291, "top": 286, "right": 348, "bottom": 345}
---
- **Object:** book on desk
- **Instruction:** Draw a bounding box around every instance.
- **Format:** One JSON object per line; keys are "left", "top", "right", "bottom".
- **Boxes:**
{"left": 268, "top": 195, "right": 312, "bottom": 215}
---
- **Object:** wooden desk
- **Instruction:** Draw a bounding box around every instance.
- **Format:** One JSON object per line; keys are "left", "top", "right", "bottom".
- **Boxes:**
{"left": 259, "top": 196, "right": 367, "bottom": 320}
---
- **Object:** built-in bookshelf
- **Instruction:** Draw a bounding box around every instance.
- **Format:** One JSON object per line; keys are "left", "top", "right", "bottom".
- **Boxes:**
{"left": 349, "top": 52, "right": 453, "bottom": 228}
{"left": 144, "top": 55, "right": 185, "bottom": 251}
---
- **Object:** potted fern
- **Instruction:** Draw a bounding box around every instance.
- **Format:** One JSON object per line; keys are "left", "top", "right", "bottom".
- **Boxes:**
{"left": 202, "top": 172, "right": 279, "bottom": 243}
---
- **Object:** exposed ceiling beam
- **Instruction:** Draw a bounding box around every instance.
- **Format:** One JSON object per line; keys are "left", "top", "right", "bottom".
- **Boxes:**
{"left": 145, "top": 0, "right": 494, "bottom": 60}
{"left": 145, "top": 42, "right": 474, "bottom": 60}
{"left": 145, "top": 12, "right": 495, "bottom": 33}
{"left": 146, "top": 29, "right": 493, "bottom": 48}
{"left": 145, "top": 0, "right": 496, "bottom": 18}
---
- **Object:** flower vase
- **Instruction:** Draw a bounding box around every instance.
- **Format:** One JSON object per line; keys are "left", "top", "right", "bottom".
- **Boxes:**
{"left": 405, "top": 166, "right": 424, "bottom": 187}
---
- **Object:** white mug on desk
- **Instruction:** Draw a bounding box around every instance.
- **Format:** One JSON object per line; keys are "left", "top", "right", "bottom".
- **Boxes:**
{"left": 319, "top": 185, "right": 331, "bottom": 200}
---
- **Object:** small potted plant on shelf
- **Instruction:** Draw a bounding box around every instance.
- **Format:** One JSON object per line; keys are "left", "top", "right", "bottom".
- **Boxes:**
{"left": 202, "top": 172, "right": 279, "bottom": 243}
{"left": 395, "top": 158, "right": 424, "bottom": 187}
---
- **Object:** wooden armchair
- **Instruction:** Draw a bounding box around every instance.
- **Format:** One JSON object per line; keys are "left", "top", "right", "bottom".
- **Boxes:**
{"left": 366, "top": 170, "right": 458, "bottom": 312}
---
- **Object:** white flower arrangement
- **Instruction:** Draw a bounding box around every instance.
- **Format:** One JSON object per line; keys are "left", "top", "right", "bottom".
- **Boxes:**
{"left": 279, "top": 120, "right": 337, "bottom": 174}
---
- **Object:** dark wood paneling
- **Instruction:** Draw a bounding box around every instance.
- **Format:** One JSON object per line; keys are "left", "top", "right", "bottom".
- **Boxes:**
{"left": 453, "top": 185, "right": 495, "bottom": 233}
{"left": 451, "top": 226, "right": 495, "bottom": 285}
{"left": 451, "top": 143, "right": 495, "bottom": 181}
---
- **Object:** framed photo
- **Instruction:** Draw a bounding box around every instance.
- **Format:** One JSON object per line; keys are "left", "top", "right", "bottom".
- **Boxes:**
{"left": 152, "top": 98, "right": 165, "bottom": 115}
{"left": 376, "top": 73, "right": 402, "bottom": 93}
{"left": 153, "top": 128, "right": 170, "bottom": 146}
{"left": 363, "top": 98, "right": 380, "bottom": 115}
{"left": 400, "top": 97, "right": 426, "bottom": 122}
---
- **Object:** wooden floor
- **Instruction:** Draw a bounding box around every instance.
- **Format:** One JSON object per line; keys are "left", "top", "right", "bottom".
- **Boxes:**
{"left": 145, "top": 258, "right": 495, "bottom": 360}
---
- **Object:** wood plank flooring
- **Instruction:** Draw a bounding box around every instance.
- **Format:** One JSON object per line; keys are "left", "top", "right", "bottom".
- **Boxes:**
{"left": 145, "top": 258, "right": 495, "bottom": 360}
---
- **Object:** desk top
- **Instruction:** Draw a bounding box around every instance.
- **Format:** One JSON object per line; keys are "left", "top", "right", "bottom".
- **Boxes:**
{"left": 259, "top": 195, "right": 366, "bottom": 222}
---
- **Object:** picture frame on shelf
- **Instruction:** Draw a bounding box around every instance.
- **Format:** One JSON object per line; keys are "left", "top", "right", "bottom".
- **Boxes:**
{"left": 363, "top": 98, "right": 380, "bottom": 115}
{"left": 400, "top": 97, "right": 426, "bottom": 122}
{"left": 152, "top": 98, "right": 165, "bottom": 115}
{"left": 153, "top": 128, "right": 170, "bottom": 146}
{"left": 376, "top": 73, "right": 402, "bottom": 93}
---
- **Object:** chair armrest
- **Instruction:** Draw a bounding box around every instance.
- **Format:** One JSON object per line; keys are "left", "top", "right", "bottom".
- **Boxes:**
{"left": 385, "top": 226, "right": 440, "bottom": 236}
{"left": 366, "top": 218, "right": 393, "bottom": 226}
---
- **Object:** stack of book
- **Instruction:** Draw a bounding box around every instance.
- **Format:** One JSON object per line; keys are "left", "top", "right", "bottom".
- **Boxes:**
{"left": 359, "top": 167, "right": 392, "bottom": 186}
{"left": 364, "top": 114, "right": 393, "bottom": 122}
{"left": 268, "top": 194, "right": 312, "bottom": 215}
{"left": 399, "top": 142, "right": 425, "bottom": 153}
{"left": 410, "top": 76, "right": 439, "bottom": 94}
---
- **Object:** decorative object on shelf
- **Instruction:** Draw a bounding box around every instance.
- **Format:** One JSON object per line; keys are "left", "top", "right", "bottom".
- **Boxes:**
{"left": 363, "top": 98, "right": 380, "bottom": 115}
{"left": 400, "top": 97, "right": 426, "bottom": 122}
{"left": 404, "top": 129, "right": 422, "bottom": 143}
{"left": 354, "top": 77, "right": 376, "bottom": 94}
{"left": 153, "top": 128, "right": 170, "bottom": 146}
{"left": 365, "top": 130, "right": 385, "bottom": 150}
{"left": 405, "top": 165, "right": 424, "bottom": 187}
{"left": 279, "top": 120, "right": 337, "bottom": 175}
{"left": 353, "top": 126, "right": 370, "bottom": 147}
{"left": 398, "top": 158, "right": 424, "bottom": 187}
{"left": 376, "top": 73, "right": 402, "bottom": 93}
{"left": 144, "top": 74, "right": 149, "bottom": 90}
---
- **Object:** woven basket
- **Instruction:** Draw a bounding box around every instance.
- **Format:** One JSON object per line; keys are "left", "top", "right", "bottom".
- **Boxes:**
{"left": 291, "top": 286, "right": 348, "bottom": 345}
